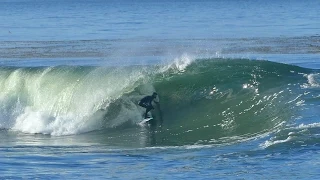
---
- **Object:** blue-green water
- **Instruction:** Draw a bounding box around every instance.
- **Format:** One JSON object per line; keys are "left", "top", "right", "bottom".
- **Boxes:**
{"left": 0, "top": 0, "right": 320, "bottom": 179}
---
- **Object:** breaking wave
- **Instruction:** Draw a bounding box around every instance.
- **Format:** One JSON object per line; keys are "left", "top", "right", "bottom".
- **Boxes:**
{"left": 0, "top": 57, "right": 318, "bottom": 146}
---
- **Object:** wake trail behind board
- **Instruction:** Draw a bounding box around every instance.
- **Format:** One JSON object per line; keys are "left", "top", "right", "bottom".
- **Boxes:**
{"left": 138, "top": 117, "right": 153, "bottom": 126}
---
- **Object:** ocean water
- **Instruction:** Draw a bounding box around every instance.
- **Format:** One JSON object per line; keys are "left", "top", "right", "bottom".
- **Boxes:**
{"left": 1, "top": 0, "right": 320, "bottom": 179}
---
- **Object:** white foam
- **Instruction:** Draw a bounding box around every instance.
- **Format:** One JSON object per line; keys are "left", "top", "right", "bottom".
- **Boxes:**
{"left": 297, "top": 122, "right": 320, "bottom": 129}
{"left": 301, "top": 73, "right": 320, "bottom": 88}
{"left": 12, "top": 107, "right": 103, "bottom": 136}
{"left": 261, "top": 136, "right": 293, "bottom": 148}
{"left": 260, "top": 122, "right": 320, "bottom": 148}
{"left": 0, "top": 66, "right": 151, "bottom": 136}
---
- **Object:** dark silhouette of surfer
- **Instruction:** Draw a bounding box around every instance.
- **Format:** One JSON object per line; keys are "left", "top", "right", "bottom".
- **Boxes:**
{"left": 138, "top": 92, "right": 159, "bottom": 119}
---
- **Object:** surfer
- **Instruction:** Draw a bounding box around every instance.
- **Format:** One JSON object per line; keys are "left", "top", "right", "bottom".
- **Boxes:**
{"left": 138, "top": 92, "right": 159, "bottom": 119}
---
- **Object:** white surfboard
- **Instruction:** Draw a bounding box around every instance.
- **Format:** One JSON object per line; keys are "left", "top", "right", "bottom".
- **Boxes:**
{"left": 138, "top": 117, "right": 153, "bottom": 126}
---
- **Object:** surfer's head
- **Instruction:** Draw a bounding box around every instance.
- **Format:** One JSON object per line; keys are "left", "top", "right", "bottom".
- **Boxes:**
{"left": 152, "top": 92, "right": 157, "bottom": 98}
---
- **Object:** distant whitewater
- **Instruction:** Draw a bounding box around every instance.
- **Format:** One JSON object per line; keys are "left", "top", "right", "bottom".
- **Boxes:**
{"left": 0, "top": 57, "right": 317, "bottom": 146}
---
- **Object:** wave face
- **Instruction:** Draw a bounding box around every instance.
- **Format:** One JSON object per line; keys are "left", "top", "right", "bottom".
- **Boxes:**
{"left": 0, "top": 58, "right": 316, "bottom": 146}
{"left": 152, "top": 59, "right": 311, "bottom": 145}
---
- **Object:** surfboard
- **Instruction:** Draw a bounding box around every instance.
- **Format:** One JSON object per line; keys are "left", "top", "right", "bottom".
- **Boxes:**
{"left": 138, "top": 117, "right": 153, "bottom": 126}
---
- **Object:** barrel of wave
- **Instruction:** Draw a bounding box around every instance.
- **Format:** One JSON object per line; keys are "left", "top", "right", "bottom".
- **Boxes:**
{"left": 0, "top": 66, "right": 155, "bottom": 135}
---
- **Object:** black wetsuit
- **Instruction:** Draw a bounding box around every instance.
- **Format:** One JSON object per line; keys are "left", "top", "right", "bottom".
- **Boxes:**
{"left": 138, "top": 95, "right": 155, "bottom": 118}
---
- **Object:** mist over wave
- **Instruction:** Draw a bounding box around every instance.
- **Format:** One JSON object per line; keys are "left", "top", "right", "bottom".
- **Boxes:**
{"left": 0, "top": 56, "right": 318, "bottom": 147}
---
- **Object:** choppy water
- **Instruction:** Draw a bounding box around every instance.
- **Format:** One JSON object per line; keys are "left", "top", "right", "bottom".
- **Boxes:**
{"left": 1, "top": 0, "right": 320, "bottom": 179}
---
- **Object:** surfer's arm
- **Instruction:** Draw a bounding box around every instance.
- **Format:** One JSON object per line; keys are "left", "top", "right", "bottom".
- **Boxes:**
{"left": 153, "top": 96, "right": 160, "bottom": 104}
